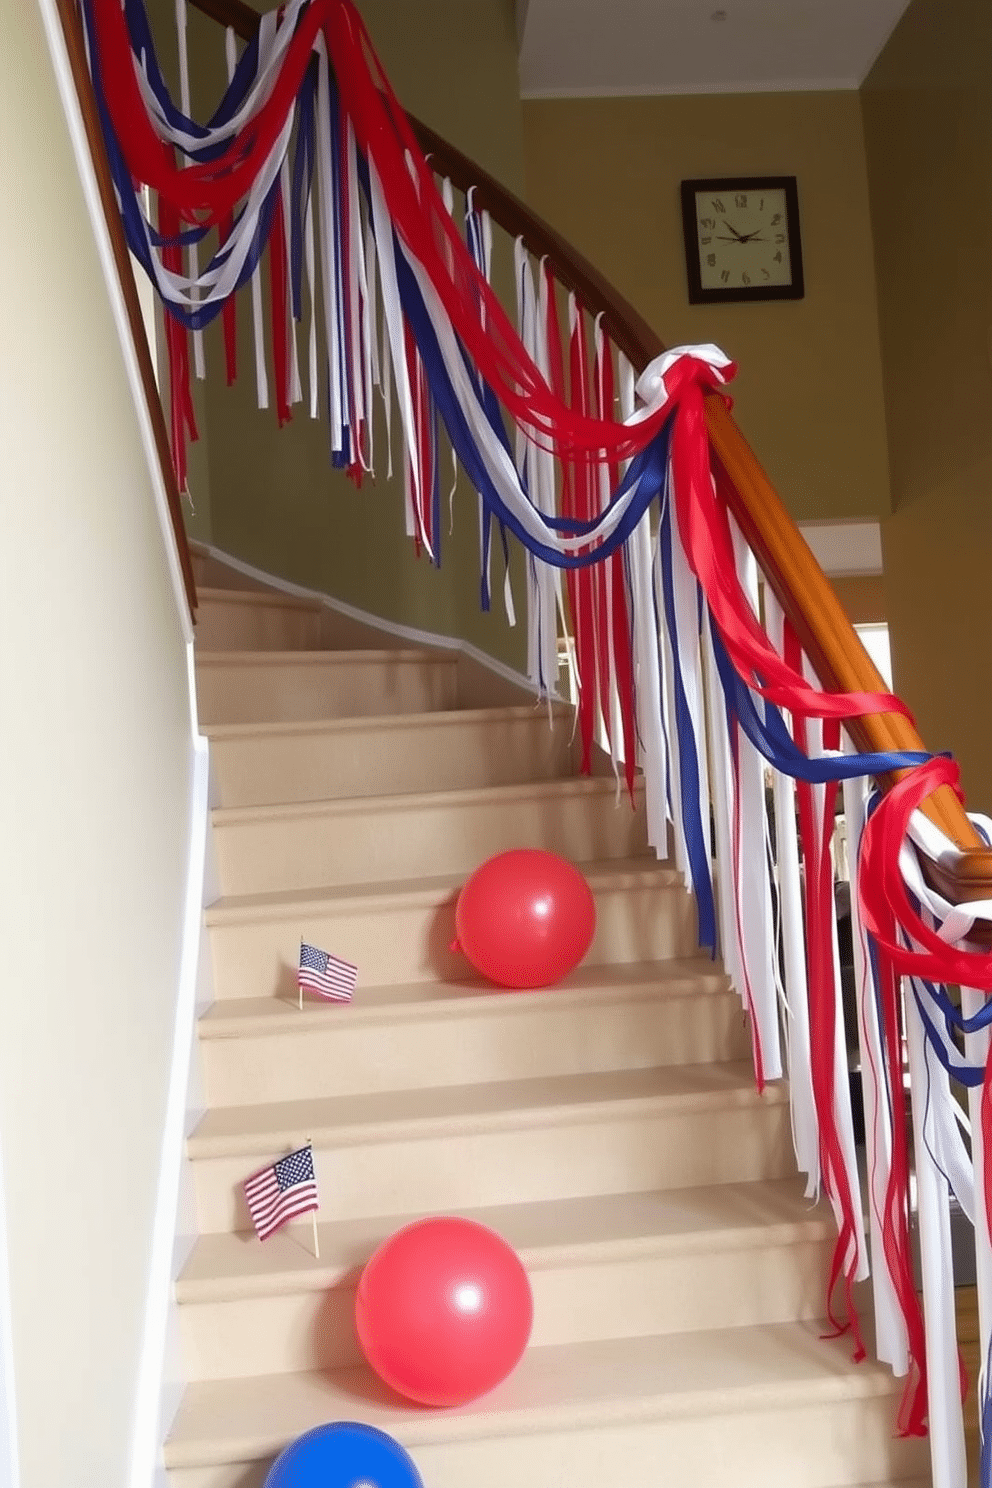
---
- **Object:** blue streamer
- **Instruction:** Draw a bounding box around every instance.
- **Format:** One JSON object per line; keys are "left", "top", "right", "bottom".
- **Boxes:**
{"left": 658, "top": 493, "right": 717, "bottom": 954}
{"left": 708, "top": 624, "right": 934, "bottom": 784}
{"left": 388, "top": 238, "right": 673, "bottom": 566}
{"left": 122, "top": 0, "right": 262, "bottom": 156}
{"left": 82, "top": 0, "right": 282, "bottom": 330}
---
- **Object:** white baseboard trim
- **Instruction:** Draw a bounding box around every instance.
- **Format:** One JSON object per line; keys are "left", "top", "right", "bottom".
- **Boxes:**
{"left": 0, "top": 1139, "right": 19, "bottom": 1488}
{"left": 127, "top": 644, "right": 210, "bottom": 1488}
{"left": 193, "top": 541, "right": 564, "bottom": 702}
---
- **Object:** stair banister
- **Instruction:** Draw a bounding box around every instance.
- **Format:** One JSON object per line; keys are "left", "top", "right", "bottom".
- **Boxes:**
{"left": 190, "top": 0, "right": 992, "bottom": 904}
{"left": 51, "top": 0, "right": 198, "bottom": 621}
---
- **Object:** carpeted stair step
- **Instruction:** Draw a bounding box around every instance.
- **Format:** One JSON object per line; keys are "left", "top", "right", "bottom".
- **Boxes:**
{"left": 197, "top": 958, "right": 748, "bottom": 1106}
{"left": 163, "top": 1320, "right": 931, "bottom": 1488}
{"left": 210, "top": 776, "right": 650, "bottom": 895}
{"left": 204, "top": 704, "right": 577, "bottom": 807}
{"left": 205, "top": 858, "right": 698, "bottom": 1000}
{"left": 187, "top": 1061, "right": 794, "bottom": 1234}
{"left": 175, "top": 1177, "right": 836, "bottom": 1381}
{"left": 195, "top": 648, "right": 459, "bottom": 725}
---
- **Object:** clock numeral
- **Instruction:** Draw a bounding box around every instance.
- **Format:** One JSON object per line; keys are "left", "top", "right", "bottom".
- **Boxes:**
{"left": 700, "top": 216, "right": 716, "bottom": 229}
{"left": 720, "top": 269, "right": 731, "bottom": 283}
{"left": 771, "top": 212, "right": 783, "bottom": 225}
{"left": 712, "top": 198, "right": 726, "bottom": 213}
{"left": 742, "top": 272, "right": 751, "bottom": 286}
{"left": 759, "top": 198, "right": 765, "bottom": 211}
{"left": 735, "top": 193, "right": 747, "bottom": 209}
{"left": 761, "top": 268, "right": 771, "bottom": 280}
{"left": 706, "top": 253, "right": 717, "bottom": 267}
{"left": 773, "top": 251, "right": 783, "bottom": 263}
{"left": 700, "top": 236, "right": 712, "bottom": 245}
{"left": 775, "top": 233, "right": 786, "bottom": 244}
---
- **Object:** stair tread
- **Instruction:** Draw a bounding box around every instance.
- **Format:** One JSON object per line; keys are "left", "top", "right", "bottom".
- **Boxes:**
{"left": 202, "top": 702, "right": 571, "bottom": 741}
{"left": 164, "top": 1319, "right": 902, "bottom": 1468}
{"left": 197, "top": 957, "right": 731, "bottom": 1035}
{"left": 205, "top": 854, "right": 683, "bottom": 925}
{"left": 196, "top": 587, "right": 323, "bottom": 612}
{"left": 177, "top": 1176, "right": 832, "bottom": 1300}
{"left": 210, "top": 772, "right": 644, "bottom": 825}
{"left": 196, "top": 647, "right": 453, "bottom": 667}
{"left": 189, "top": 1060, "right": 783, "bottom": 1157}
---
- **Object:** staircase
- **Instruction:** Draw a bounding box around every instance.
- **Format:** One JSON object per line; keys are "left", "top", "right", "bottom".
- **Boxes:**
{"left": 164, "top": 550, "right": 931, "bottom": 1488}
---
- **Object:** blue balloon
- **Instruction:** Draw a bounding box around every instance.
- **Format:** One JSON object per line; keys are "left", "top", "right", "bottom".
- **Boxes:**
{"left": 265, "top": 1422, "right": 423, "bottom": 1488}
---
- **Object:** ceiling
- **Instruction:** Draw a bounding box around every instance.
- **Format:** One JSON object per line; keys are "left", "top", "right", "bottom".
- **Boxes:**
{"left": 516, "top": 0, "right": 912, "bottom": 97}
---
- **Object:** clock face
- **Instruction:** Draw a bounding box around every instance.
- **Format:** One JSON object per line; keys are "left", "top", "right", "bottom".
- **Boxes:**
{"left": 680, "top": 177, "right": 804, "bottom": 303}
{"left": 695, "top": 187, "right": 791, "bottom": 291}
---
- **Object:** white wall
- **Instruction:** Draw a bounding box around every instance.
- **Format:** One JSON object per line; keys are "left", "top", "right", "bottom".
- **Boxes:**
{"left": 0, "top": 6, "right": 199, "bottom": 1484}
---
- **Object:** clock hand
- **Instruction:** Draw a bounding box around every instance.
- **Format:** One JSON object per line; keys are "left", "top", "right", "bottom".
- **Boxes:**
{"left": 722, "top": 220, "right": 746, "bottom": 241}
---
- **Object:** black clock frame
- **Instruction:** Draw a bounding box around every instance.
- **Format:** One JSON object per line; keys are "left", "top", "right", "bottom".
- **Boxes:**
{"left": 679, "top": 175, "right": 805, "bottom": 305}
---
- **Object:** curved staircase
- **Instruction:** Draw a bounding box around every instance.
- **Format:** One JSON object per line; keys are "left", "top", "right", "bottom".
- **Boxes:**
{"left": 164, "top": 550, "right": 930, "bottom": 1488}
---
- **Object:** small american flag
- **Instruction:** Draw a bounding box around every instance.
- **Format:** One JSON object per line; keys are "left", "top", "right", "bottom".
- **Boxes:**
{"left": 298, "top": 941, "right": 358, "bottom": 1002}
{"left": 243, "top": 1143, "right": 319, "bottom": 1241}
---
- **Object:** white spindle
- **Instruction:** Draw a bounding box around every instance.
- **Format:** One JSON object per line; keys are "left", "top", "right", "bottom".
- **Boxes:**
{"left": 805, "top": 706, "right": 869, "bottom": 1285}
{"left": 702, "top": 616, "right": 744, "bottom": 992}
{"left": 962, "top": 985, "right": 992, "bottom": 1476}
{"left": 620, "top": 354, "right": 670, "bottom": 858}
{"left": 904, "top": 993, "right": 969, "bottom": 1488}
{"left": 763, "top": 591, "right": 820, "bottom": 1191}
{"left": 728, "top": 525, "right": 781, "bottom": 1080}
{"left": 841, "top": 763, "right": 909, "bottom": 1374}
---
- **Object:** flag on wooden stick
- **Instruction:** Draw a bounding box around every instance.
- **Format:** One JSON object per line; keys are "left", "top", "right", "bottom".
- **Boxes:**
{"left": 243, "top": 1143, "right": 319, "bottom": 1242}
{"left": 298, "top": 941, "right": 358, "bottom": 1005}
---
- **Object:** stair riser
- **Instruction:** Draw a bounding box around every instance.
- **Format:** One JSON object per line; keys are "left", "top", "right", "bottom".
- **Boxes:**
{"left": 178, "top": 1232, "right": 835, "bottom": 1381}
{"left": 200, "top": 989, "right": 750, "bottom": 1106}
{"left": 196, "top": 656, "right": 458, "bottom": 725}
{"left": 212, "top": 788, "right": 651, "bottom": 895}
{"left": 191, "top": 1096, "right": 794, "bottom": 1233}
{"left": 191, "top": 556, "right": 269, "bottom": 591}
{"left": 208, "top": 877, "right": 698, "bottom": 999}
{"left": 195, "top": 600, "right": 324, "bottom": 653}
{"left": 398, "top": 1394, "right": 928, "bottom": 1488}
{"left": 207, "top": 714, "right": 576, "bottom": 807}
{"left": 166, "top": 1389, "right": 928, "bottom": 1488}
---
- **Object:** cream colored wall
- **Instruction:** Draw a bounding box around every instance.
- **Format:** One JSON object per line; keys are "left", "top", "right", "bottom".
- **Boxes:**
{"left": 185, "top": 0, "right": 529, "bottom": 670}
{"left": 0, "top": 6, "right": 196, "bottom": 1484}
{"left": 862, "top": 0, "right": 992, "bottom": 805}
{"left": 522, "top": 91, "right": 891, "bottom": 522}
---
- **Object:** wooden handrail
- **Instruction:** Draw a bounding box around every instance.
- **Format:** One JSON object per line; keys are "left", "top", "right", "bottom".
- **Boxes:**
{"left": 52, "top": 0, "right": 197, "bottom": 620}
{"left": 190, "top": 0, "right": 992, "bottom": 906}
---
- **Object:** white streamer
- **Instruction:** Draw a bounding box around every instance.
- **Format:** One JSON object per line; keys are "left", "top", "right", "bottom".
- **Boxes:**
{"left": 173, "top": 0, "right": 205, "bottom": 379}
{"left": 764, "top": 591, "right": 820, "bottom": 1193}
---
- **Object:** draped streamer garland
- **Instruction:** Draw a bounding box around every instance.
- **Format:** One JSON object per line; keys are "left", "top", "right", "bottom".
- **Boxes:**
{"left": 86, "top": 0, "right": 992, "bottom": 1447}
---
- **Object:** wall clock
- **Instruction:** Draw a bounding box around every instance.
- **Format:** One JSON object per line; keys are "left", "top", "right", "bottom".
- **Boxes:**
{"left": 680, "top": 176, "right": 804, "bottom": 304}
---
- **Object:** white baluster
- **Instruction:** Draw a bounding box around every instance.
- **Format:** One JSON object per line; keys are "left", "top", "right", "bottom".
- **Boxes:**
{"left": 841, "top": 763, "right": 909, "bottom": 1374}
{"left": 763, "top": 591, "right": 820, "bottom": 1191}
{"left": 904, "top": 991, "right": 968, "bottom": 1488}
{"left": 962, "top": 985, "right": 992, "bottom": 1477}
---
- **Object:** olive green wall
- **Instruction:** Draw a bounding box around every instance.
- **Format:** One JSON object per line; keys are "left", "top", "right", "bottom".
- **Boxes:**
{"left": 862, "top": 0, "right": 992, "bottom": 805}
{"left": 193, "top": 0, "right": 529, "bottom": 670}
{"left": 521, "top": 90, "right": 891, "bottom": 523}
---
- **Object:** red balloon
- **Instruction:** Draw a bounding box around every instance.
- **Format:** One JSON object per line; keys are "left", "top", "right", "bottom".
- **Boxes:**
{"left": 454, "top": 849, "right": 596, "bottom": 989}
{"left": 355, "top": 1217, "right": 533, "bottom": 1407}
